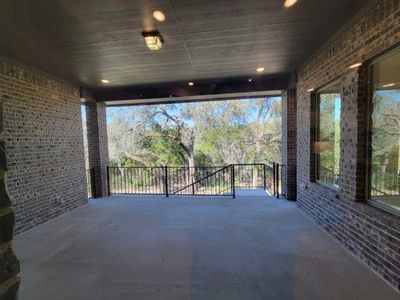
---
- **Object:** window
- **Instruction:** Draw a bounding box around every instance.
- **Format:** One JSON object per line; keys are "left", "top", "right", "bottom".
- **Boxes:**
{"left": 315, "top": 83, "right": 341, "bottom": 187}
{"left": 369, "top": 49, "right": 400, "bottom": 213}
{"left": 81, "top": 104, "right": 89, "bottom": 170}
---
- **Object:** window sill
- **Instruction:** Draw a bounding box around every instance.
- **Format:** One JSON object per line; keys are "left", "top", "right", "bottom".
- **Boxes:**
{"left": 315, "top": 180, "right": 340, "bottom": 192}
{"left": 368, "top": 198, "right": 400, "bottom": 218}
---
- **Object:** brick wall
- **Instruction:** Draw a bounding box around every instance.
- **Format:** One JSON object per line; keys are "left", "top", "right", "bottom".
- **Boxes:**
{"left": 0, "top": 56, "right": 88, "bottom": 235}
{"left": 281, "top": 89, "right": 297, "bottom": 200}
{"left": 85, "top": 102, "right": 109, "bottom": 197}
{"left": 0, "top": 99, "right": 20, "bottom": 299}
{"left": 296, "top": 0, "right": 400, "bottom": 291}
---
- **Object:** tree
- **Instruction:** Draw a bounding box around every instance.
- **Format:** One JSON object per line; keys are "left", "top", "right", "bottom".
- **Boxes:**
{"left": 107, "top": 97, "right": 282, "bottom": 169}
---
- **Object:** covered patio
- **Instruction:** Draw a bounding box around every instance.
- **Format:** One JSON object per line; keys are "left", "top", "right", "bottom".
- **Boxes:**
{"left": 0, "top": 0, "right": 399, "bottom": 298}
{"left": 16, "top": 192, "right": 398, "bottom": 300}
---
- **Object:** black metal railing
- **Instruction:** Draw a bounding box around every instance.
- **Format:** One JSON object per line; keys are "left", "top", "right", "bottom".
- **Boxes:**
{"left": 234, "top": 164, "right": 267, "bottom": 189}
{"left": 107, "top": 166, "right": 166, "bottom": 195}
{"left": 107, "top": 163, "right": 282, "bottom": 198}
{"left": 171, "top": 165, "right": 234, "bottom": 196}
{"left": 270, "top": 163, "right": 285, "bottom": 198}
{"left": 371, "top": 164, "right": 400, "bottom": 197}
{"left": 167, "top": 166, "right": 227, "bottom": 195}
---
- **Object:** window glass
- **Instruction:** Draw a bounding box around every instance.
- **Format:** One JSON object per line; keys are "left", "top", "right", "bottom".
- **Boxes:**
{"left": 316, "top": 84, "right": 341, "bottom": 187}
{"left": 370, "top": 50, "right": 400, "bottom": 212}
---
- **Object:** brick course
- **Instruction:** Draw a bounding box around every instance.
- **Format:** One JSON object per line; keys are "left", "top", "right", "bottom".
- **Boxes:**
{"left": 0, "top": 56, "right": 88, "bottom": 235}
{"left": 296, "top": 0, "right": 400, "bottom": 290}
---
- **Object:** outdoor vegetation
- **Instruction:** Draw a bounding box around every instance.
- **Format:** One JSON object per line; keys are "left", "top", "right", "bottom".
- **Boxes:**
{"left": 371, "top": 90, "right": 400, "bottom": 198}
{"left": 317, "top": 90, "right": 341, "bottom": 186}
{"left": 104, "top": 98, "right": 281, "bottom": 195}
{"left": 107, "top": 97, "right": 282, "bottom": 169}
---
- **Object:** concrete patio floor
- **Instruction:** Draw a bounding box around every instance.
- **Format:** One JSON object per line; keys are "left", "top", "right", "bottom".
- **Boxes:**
{"left": 15, "top": 191, "right": 399, "bottom": 300}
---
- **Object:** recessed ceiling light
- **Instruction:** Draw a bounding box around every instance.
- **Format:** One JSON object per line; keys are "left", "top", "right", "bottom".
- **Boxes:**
{"left": 248, "top": 78, "right": 253, "bottom": 82}
{"left": 307, "top": 88, "right": 315, "bottom": 92}
{"left": 256, "top": 67, "right": 265, "bottom": 72}
{"left": 284, "top": 0, "right": 298, "bottom": 8}
{"left": 101, "top": 79, "right": 110, "bottom": 84}
{"left": 382, "top": 83, "right": 395, "bottom": 88}
{"left": 142, "top": 31, "right": 164, "bottom": 51}
{"left": 349, "top": 62, "right": 362, "bottom": 69}
{"left": 188, "top": 82, "right": 194, "bottom": 86}
{"left": 153, "top": 10, "right": 166, "bottom": 22}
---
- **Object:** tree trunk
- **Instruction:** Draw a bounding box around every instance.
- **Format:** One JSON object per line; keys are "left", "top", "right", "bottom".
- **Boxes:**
{"left": 188, "top": 153, "right": 196, "bottom": 192}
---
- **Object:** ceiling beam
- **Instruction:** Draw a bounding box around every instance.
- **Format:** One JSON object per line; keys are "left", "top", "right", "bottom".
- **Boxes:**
{"left": 89, "top": 73, "right": 290, "bottom": 104}
{"left": 104, "top": 90, "right": 282, "bottom": 106}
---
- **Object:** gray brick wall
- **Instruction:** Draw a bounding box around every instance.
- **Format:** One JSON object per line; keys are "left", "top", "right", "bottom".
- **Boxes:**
{"left": 296, "top": 0, "right": 400, "bottom": 290}
{"left": 0, "top": 56, "right": 88, "bottom": 235}
{"left": 85, "top": 102, "right": 109, "bottom": 197}
{"left": 281, "top": 89, "right": 297, "bottom": 200}
{"left": 0, "top": 98, "right": 20, "bottom": 299}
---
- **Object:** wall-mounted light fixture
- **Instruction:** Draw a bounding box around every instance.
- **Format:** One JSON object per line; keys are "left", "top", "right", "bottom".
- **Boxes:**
{"left": 382, "top": 83, "right": 395, "bottom": 88}
{"left": 348, "top": 62, "right": 362, "bottom": 69}
{"left": 142, "top": 31, "right": 164, "bottom": 51}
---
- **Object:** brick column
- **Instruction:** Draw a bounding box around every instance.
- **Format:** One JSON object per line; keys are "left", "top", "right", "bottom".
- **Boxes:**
{"left": 281, "top": 89, "right": 297, "bottom": 200}
{"left": 0, "top": 98, "right": 20, "bottom": 299}
{"left": 85, "top": 102, "right": 109, "bottom": 197}
{"left": 339, "top": 66, "right": 368, "bottom": 202}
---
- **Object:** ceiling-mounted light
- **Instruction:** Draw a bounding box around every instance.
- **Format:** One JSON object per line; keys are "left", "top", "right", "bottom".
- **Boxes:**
{"left": 153, "top": 10, "right": 166, "bottom": 22}
{"left": 284, "top": 0, "right": 298, "bottom": 8}
{"left": 188, "top": 82, "right": 194, "bottom": 86}
{"left": 101, "top": 79, "right": 110, "bottom": 84}
{"left": 142, "top": 31, "right": 164, "bottom": 51}
{"left": 248, "top": 78, "right": 253, "bottom": 82}
{"left": 256, "top": 67, "right": 265, "bottom": 72}
{"left": 307, "top": 88, "right": 315, "bottom": 92}
{"left": 349, "top": 62, "right": 362, "bottom": 69}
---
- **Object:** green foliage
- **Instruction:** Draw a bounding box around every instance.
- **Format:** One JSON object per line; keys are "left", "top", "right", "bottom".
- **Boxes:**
{"left": 318, "top": 93, "right": 341, "bottom": 181}
{"left": 107, "top": 98, "right": 282, "bottom": 167}
{"left": 146, "top": 133, "right": 186, "bottom": 166}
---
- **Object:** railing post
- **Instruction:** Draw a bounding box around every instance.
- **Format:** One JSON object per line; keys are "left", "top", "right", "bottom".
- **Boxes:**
{"left": 106, "top": 166, "right": 110, "bottom": 196}
{"left": 263, "top": 164, "right": 266, "bottom": 191}
{"left": 272, "top": 163, "right": 276, "bottom": 196}
{"left": 164, "top": 166, "right": 169, "bottom": 197}
{"left": 276, "top": 163, "right": 280, "bottom": 199}
{"left": 231, "top": 165, "right": 236, "bottom": 199}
